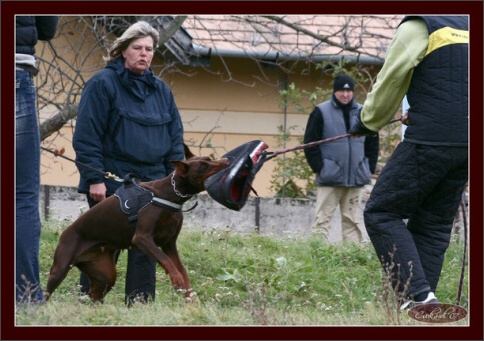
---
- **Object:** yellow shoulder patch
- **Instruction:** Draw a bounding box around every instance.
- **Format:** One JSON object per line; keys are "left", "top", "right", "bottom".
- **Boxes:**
{"left": 426, "top": 27, "right": 469, "bottom": 56}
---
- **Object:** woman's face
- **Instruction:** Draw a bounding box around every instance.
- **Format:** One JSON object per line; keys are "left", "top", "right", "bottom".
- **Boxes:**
{"left": 122, "top": 36, "right": 154, "bottom": 75}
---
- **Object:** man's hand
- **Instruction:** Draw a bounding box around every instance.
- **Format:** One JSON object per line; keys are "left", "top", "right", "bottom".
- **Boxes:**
{"left": 349, "top": 109, "right": 377, "bottom": 136}
{"left": 401, "top": 110, "right": 411, "bottom": 125}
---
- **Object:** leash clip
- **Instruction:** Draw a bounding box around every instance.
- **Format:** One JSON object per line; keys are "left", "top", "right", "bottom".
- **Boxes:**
{"left": 105, "top": 172, "right": 123, "bottom": 182}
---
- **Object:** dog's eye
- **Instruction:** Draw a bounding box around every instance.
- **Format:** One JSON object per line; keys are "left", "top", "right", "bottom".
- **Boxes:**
{"left": 198, "top": 163, "right": 209, "bottom": 172}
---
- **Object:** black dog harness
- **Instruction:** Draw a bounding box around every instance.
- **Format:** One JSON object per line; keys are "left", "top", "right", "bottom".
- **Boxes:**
{"left": 114, "top": 174, "right": 183, "bottom": 227}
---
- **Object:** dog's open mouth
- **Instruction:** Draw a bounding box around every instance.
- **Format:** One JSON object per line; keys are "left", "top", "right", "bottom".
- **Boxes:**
{"left": 204, "top": 140, "right": 268, "bottom": 211}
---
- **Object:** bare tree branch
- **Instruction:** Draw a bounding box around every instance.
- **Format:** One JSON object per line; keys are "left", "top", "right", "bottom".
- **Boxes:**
{"left": 153, "top": 15, "right": 187, "bottom": 45}
{"left": 40, "top": 104, "right": 78, "bottom": 141}
{"left": 37, "top": 15, "right": 400, "bottom": 147}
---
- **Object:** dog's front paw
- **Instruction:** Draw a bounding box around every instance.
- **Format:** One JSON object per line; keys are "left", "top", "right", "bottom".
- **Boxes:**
{"left": 170, "top": 273, "right": 187, "bottom": 291}
{"left": 184, "top": 290, "right": 198, "bottom": 303}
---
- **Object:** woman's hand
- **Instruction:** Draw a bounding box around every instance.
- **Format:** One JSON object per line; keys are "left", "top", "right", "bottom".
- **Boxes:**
{"left": 89, "top": 183, "right": 107, "bottom": 202}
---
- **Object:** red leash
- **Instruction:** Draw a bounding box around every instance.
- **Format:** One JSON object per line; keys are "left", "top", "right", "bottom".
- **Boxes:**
{"left": 263, "top": 117, "right": 402, "bottom": 162}
{"left": 41, "top": 146, "right": 123, "bottom": 182}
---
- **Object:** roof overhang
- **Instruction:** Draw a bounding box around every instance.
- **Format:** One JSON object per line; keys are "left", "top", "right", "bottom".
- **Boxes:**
{"left": 189, "top": 43, "right": 384, "bottom": 67}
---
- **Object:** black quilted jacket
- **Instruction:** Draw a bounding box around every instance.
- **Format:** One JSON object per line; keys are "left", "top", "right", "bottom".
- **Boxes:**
{"left": 16, "top": 16, "right": 59, "bottom": 55}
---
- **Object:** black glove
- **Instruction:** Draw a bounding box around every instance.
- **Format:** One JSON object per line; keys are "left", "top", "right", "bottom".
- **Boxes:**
{"left": 349, "top": 109, "right": 377, "bottom": 136}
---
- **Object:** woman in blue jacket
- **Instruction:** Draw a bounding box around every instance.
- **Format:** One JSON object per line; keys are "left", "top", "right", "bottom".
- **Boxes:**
{"left": 73, "top": 21, "right": 185, "bottom": 306}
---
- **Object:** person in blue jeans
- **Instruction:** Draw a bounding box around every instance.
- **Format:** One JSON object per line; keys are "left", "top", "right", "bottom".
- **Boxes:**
{"left": 16, "top": 16, "right": 59, "bottom": 304}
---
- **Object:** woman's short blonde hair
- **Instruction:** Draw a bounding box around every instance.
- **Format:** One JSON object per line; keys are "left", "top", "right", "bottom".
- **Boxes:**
{"left": 104, "top": 21, "right": 160, "bottom": 62}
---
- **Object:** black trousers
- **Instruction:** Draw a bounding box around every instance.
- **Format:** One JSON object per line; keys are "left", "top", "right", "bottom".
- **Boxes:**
{"left": 364, "top": 141, "right": 468, "bottom": 299}
{"left": 79, "top": 195, "right": 157, "bottom": 306}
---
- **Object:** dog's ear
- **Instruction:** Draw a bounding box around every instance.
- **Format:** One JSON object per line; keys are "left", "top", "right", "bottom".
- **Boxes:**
{"left": 183, "top": 143, "right": 196, "bottom": 160}
{"left": 172, "top": 160, "right": 189, "bottom": 177}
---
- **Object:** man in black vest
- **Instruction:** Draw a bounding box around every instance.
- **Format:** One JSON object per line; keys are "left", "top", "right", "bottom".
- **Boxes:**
{"left": 350, "top": 16, "right": 468, "bottom": 309}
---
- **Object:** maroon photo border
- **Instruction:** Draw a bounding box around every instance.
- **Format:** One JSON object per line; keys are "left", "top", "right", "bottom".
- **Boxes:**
{"left": 2, "top": 1, "right": 482, "bottom": 340}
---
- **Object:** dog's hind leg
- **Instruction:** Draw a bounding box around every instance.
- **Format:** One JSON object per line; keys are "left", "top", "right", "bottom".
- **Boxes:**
{"left": 45, "top": 261, "right": 73, "bottom": 301}
{"left": 45, "top": 241, "right": 79, "bottom": 301}
{"left": 77, "top": 250, "right": 117, "bottom": 303}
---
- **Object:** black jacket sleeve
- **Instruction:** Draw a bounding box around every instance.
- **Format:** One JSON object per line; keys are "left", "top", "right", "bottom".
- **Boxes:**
{"left": 35, "top": 16, "right": 59, "bottom": 41}
{"left": 349, "top": 108, "right": 377, "bottom": 136}
{"left": 364, "top": 133, "right": 380, "bottom": 174}
{"left": 303, "top": 107, "right": 323, "bottom": 173}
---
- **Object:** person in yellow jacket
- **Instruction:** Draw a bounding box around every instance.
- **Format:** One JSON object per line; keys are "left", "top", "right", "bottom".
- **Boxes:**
{"left": 350, "top": 16, "right": 468, "bottom": 309}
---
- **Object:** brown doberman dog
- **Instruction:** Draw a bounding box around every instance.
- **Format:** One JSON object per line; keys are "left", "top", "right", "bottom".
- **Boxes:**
{"left": 45, "top": 144, "right": 229, "bottom": 303}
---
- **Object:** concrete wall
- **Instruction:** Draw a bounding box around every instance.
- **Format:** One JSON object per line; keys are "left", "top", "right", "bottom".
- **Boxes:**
{"left": 40, "top": 185, "right": 373, "bottom": 242}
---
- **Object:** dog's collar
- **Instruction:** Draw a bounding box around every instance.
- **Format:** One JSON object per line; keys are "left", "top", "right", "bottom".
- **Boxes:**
{"left": 171, "top": 173, "right": 193, "bottom": 198}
